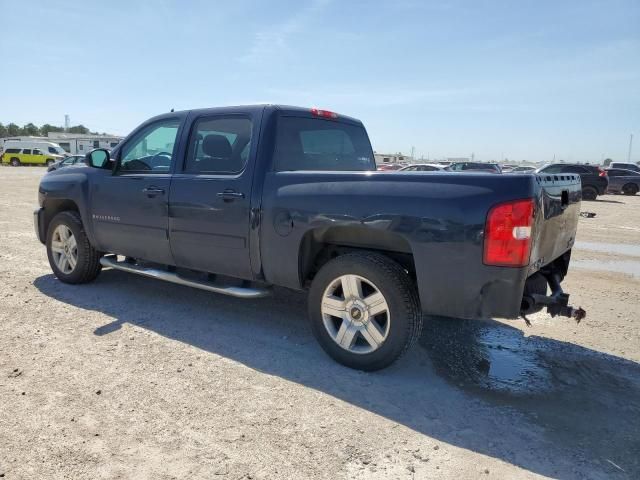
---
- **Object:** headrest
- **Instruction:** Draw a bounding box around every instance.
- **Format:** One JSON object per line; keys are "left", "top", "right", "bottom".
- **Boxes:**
{"left": 203, "top": 134, "right": 232, "bottom": 158}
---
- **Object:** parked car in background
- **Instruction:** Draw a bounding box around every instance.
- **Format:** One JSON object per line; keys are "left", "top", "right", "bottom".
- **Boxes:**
{"left": 376, "top": 163, "right": 403, "bottom": 171}
{"left": 1, "top": 147, "right": 64, "bottom": 167}
{"left": 447, "top": 162, "right": 502, "bottom": 173}
{"left": 610, "top": 162, "right": 640, "bottom": 173}
{"left": 47, "top": 155, "right": 86, "bottom": 172}
{"left": 398, "top": 163, "right": 446, "bottom": 172}
{"left": 605, "top": 168, "right": 640, "bottom": 195}
{"left": 501, "top": 164, "right": 517, "bottom": 172}
{"left": 511, "top": 166, "right": 536, "bottom": 173}
{"left": 2, "top": 140, "right": 67, "bottom": 157}
{"left": 537, "top": 164, "right": 608, "bottom": 200}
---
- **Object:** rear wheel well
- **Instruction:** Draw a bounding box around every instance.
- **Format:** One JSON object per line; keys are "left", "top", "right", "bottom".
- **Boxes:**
{"left": 43, "top": 199, "right": 80, "bottom": 236}
{"left": 299, "top": 229, "right": 416, "bottom": 287}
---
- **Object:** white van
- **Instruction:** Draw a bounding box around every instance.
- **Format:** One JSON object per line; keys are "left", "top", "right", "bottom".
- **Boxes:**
{"left": 1, "top": 140, "right": 68, "bottom": 157}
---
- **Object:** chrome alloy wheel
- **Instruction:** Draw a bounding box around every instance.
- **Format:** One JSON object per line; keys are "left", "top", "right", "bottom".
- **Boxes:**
{"left": 321, "top": 274, "right": 390, "bottom": 354}
{"left": 51, "top": 225, "right": 78, "bottom": 274}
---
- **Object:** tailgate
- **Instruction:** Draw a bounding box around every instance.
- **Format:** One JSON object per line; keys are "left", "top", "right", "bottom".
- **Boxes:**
{"left": 528, "top": 173, "right": 581, "bottom": 274}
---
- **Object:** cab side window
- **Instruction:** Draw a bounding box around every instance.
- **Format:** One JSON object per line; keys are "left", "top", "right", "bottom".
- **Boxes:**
{"left": 184, "top": 117, "right": 252, "bottom": 174}
{"left": 119, "top": 119, "right": 180, "bottom": 173}
{"left": 33, "top": 149, "right": 42, "bottom": 155}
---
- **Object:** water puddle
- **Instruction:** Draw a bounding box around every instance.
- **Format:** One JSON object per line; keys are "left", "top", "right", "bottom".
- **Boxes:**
{"left": 574, "top": 241, "right": 640, "bottom": 257}
{"left": 419, "top": 317, "right": 552, "bottom": 395}
{"left": 419, "top": 317, "right": 640, "bottom": 475}
{"left": 571, "top": 259, "right": 640, "bottom": 278}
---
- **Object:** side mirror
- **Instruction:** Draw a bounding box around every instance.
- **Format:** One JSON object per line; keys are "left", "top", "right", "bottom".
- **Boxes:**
{"left": 85, "top": 148, "right": 110, "bottom": 168}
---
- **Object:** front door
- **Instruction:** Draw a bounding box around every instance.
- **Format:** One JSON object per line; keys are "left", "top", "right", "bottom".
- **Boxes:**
{"left": 90, "top": 117, "right": 182, "bottom": 264}
{"left": 32, "top": 148, "right": 45, "bottom": 164}
{"left": 169, "top": 114, "right": 255, "bottom": 279}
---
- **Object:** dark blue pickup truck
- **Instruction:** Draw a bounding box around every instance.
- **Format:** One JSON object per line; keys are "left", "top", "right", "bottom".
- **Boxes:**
{"left": 35, "top": 105, "right": 584, "bottom": 370}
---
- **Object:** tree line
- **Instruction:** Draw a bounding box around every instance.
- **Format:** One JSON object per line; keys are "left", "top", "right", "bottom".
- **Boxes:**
{"left": 0, "top": 122, "right": 105, "bottom": 138}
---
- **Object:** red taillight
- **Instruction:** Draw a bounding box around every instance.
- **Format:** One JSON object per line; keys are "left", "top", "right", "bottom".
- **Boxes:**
{"left": 311, "top": 108, "right": 338, "bottom": 119}
{"left": 483, "top": 198, "right": 535, "bottom": 267}
{"left": 598, "top": 168, "right": 607, "bottom": 177}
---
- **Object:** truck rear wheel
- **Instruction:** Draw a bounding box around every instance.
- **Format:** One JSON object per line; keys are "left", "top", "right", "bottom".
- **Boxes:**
{"left": 308, "top": 252, "right": 422, "bottom": 371}
{"left": 46, "top": 211, "right": 102, "bottom": 284}
{"left": 582, "top": 186, "right": 598, "bottom": 201}
{"left": 622, "top": 183, "right": 638, "bottom": 196}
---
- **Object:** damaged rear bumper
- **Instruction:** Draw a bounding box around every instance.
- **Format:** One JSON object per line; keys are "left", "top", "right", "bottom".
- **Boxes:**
{"left": 520, "top": 253, "right": 586, "bottom": 323}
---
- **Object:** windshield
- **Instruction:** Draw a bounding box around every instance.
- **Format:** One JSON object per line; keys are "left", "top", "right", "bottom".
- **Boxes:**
{"left": 273, "top": 117, "right": 375, "bottom": 171}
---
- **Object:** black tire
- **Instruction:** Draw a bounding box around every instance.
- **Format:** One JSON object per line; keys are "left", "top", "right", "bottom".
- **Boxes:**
{"left": 46, "top": 159, "right": 55, "bottom": 167}
{"left": 10, "top": 157, "right": 20, "bottom": 167}
{"left": 582, "top": 186, "right": 598, "bottom": 201}
{"left": 46, "top": 211, "right": 102, "bottom": 284}
{"left": 308, "top": 252, "right": 422, "bottom": 371}
{"left": 622, "top": 183, "right": 639, "bottom": 196}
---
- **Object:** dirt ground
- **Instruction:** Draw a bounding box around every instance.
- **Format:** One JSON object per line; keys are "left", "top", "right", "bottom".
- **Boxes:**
{"left": 0, "top": 167, "right": 638, "bottom": 480}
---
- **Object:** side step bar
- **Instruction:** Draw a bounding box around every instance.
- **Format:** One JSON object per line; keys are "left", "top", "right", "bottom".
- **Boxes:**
{"left": 100, "top": 256, "right": 272, "bottom": 299}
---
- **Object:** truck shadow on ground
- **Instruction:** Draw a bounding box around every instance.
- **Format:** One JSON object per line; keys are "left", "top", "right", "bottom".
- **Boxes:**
{"left": 34, "top": 271, "right": 640, "bottom": 479}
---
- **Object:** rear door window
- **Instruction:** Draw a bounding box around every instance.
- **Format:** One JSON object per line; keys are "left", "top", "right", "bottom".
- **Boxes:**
{"left": 184, "top": 116, "right": 252, "bottom": 174}
{"left": 22, "top": 149, "right": 32, "bottom": 155}
{"left": 273, "top": 117, "right": 374, "bottom": 171}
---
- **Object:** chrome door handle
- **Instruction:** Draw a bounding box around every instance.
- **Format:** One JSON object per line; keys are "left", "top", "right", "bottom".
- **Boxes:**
{"left": 217, "top": 190, "right": 245, "bottom": 201}
{"left": 142, "top": 186, "right": 165, "bottom": 197}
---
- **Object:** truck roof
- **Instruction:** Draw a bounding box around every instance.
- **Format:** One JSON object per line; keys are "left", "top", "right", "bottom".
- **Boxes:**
{"left": 152, "top": 104, "right": 364, "bottom": 126}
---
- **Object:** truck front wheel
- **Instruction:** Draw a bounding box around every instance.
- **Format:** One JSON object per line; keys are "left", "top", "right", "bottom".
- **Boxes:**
{"left": 308, "top": 252, "right": 422, "bottom": 371}
{"left": 46, "top": 211, "right": 102, "bottom": 284}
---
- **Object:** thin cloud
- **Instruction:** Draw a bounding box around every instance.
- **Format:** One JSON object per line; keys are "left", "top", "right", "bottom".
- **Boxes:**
{"left": 239, "top": 0, "right": 331, "bottom": 65}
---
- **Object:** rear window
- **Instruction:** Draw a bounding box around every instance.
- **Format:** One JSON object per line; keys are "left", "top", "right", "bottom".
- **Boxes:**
{"left": 5, "top": 148, "right": 20, "bottom": 154}
{"left": 273, "top": 117, "right": 374, "bottom": 171}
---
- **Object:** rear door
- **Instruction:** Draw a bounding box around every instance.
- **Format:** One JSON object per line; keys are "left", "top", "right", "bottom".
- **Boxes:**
{"left": 168, "top": 113, "right": 257, "bottom": 279}
{"left": 90, "top": 116, "right": 183, "bottom": 264}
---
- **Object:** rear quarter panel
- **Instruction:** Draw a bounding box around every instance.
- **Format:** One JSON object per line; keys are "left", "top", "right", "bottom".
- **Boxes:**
{"left": 260, "top": 171, "right": 561, "bottom": 319}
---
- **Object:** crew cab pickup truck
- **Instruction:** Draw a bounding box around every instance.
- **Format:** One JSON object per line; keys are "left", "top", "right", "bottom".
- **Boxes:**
{"left": 35, "top": 105, "right": 585, "bottom": 370}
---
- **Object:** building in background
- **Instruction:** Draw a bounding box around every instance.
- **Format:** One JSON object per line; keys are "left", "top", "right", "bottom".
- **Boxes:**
{"left": 46, "top": 132, "right": 123, "bottom": 154}
{"left": 374, "top": 152, "right": 413, "bottom": 164}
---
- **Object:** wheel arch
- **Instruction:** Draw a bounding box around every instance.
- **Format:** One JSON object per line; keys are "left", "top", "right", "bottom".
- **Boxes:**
{"left": 42, "top": 198, "right": 81, "bottom": 239}
{"left": 298, "top": 225, "right": 416, "bottom": 286}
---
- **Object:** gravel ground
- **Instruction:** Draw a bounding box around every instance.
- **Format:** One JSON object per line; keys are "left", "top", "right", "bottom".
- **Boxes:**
{"left": 0, "top": 166, "right": 638, "bottom": 479}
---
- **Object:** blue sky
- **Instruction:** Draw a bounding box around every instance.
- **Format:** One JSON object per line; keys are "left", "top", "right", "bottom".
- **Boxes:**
{"left": 0, "top": 0, "right": 638, "bottom": 163}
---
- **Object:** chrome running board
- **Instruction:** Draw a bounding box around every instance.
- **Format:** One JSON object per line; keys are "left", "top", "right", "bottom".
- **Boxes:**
{"left": 100, "top": 256, "right": 271, "bottom": 299}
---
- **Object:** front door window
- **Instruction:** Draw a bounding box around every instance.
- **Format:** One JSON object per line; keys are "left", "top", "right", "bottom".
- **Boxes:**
{"left": 119, "top": 120, "right": 180, "bottom": 173}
